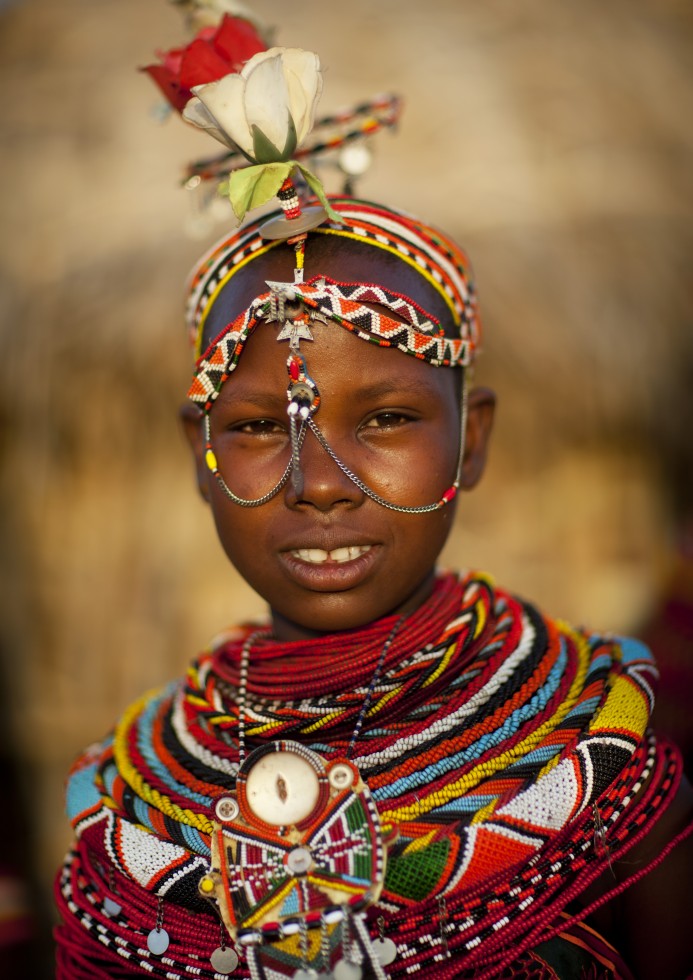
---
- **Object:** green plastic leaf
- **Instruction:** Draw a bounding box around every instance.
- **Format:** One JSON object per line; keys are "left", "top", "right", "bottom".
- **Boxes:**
{"left": 251, "top": 114, "right": 298, "bottom": 164}
{"left": 226, "top": 162, "right": 293, "bottom": 221}
{"left": 296, "top": 164, "right": 342, "bottom": 224}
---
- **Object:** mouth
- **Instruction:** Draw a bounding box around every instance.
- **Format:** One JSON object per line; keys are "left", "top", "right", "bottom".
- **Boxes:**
{"left": 279, "top": 542, "right": 381, "bottom": 592}
{"left": 290, "top": 545, "right": 373, "bottom": 565}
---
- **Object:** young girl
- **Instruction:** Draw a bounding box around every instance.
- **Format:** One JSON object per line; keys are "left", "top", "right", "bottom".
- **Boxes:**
{"left": 55, "top": 23, "right": 693, "bottom": 980}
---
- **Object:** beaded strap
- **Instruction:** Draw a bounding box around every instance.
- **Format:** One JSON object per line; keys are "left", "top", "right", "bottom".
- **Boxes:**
{"left": 188, "top": 277, "right": 471, "bottom": 409}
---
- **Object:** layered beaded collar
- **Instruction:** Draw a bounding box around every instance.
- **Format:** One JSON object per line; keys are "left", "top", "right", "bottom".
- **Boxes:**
{"left": 62, "top": 573, "right": 678, "bottom": 978}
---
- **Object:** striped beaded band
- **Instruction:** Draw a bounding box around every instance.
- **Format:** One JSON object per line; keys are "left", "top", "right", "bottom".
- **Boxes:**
{"left": 185, "top": 93, "right": 403, "bottom": 187}
{"left": 185, "top": 197, "right": 481, "bottom": 365}
{"left": 188, "top": 276, "right": 471, "bottom": 408}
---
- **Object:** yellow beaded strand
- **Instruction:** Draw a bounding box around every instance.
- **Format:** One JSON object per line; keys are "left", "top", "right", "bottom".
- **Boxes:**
{"left": 113, "top": 692, "right": 214, "bottom": 836}
{"left": 382, "top": 624, "right": 591, "bottom": 823}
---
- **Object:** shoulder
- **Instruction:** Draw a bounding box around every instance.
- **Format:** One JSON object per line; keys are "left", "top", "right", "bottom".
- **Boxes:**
{"left": 616, "top": 770, "right": 693, "bottom": 978}
{"left": 585, "top": 755, "right": 693, "bottom": 979}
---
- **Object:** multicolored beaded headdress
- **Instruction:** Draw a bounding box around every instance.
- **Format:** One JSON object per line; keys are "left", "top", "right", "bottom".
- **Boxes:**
{"left": 147, "top": 5, "right": 482, "bottom": 511}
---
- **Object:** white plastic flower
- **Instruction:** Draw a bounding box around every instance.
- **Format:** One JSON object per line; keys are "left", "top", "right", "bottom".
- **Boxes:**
{"left": 183, "top": 47, "right": 322, "bottom": 163}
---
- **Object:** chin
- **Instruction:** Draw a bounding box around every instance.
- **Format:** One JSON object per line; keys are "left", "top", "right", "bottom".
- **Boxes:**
{"left": 269, "top": 575, "right": 436, "bottom": 641}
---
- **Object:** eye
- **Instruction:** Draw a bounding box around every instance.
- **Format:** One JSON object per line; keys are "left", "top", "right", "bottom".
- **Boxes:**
{"left": 361, "top": 411, "right": 415, "bottom": 430}
{"left": 231, "top": 418, "right": 286, "bottom": 436}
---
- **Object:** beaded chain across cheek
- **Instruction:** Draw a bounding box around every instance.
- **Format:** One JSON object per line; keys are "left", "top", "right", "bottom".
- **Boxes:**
{"left": 196, "top": 620, "right": 405, "bottom": 980}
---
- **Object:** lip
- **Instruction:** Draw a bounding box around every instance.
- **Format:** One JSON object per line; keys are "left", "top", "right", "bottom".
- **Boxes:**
{"left": 291, "top": 544, "right": 373, "bottom": 564}
{"left": 279, "top": 542, "right": 382, "bottom": 592}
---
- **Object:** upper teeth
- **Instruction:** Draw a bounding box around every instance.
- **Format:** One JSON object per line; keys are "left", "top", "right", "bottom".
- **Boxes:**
{"left": 293, "top": 545, "right": 372, "bottom": 564}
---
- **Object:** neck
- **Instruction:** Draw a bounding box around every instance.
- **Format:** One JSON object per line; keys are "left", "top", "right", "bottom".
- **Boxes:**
{"left": 268, "top": 568, "right": 439, "bottom": 642}
{"left": 212, "top": 572, "right": 469, "bottom": 704}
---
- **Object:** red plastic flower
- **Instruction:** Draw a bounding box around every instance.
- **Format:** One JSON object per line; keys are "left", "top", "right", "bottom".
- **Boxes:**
{"left": 142, "top": 14, "right": 266, "bottom": 114}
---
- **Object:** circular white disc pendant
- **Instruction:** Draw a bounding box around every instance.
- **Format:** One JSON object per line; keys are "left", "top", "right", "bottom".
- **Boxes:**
{"left": 147, "top": 927, "right": 170, "bottom": 956}
{"left": 293, "top": 969, "right": 319, "bottom": 980}
{"left": 214, "top": 795, "right": 240, "bottom": 823}
{"left": 329, "top": 763, "right": 355, "bottom": 791}
{"left": 245, "top": 750, "right": 320, "bottom": 825}
{"left": 333, "top": 961, "right": 362, "bottom": 980}
{"left": 210, "top": 945, "right": 239, "bottom": 974}
{"left": 372, "top": 936, "right": 397, "bottom": 965}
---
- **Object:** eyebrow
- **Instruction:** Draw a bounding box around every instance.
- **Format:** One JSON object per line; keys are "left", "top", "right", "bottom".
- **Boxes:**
{"left": 219, "top": 387, "right": 287, "bottom": 411}
{"left": 349, "top": 377, "right": 440, "bottom": 401}
{"left": 219, "top": 375, "right": 442, "bottom": 410}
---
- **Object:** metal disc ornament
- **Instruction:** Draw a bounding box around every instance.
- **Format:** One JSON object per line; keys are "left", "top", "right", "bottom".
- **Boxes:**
{"left": 147, "top": 926, "right": 170, "bottom": 955}
{"left": 333, "top": 961, "right": 362, "bottom": 980}
{"left": 293, "top": 970, "right": 319, "bottom": 980}
{"left": 260, "top": 206, "right": 328, "bottom": 241}
{"left": 210, "top": 945, "right": 240, "bottom": 974}
{"left": 102, "top": 896, "right": 122, "bottom": 918}
{"left": 372, "top": 936, "right": 397, "bottom": 965}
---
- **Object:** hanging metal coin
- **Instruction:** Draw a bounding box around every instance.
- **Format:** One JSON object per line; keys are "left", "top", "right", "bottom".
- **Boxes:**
{"left": 333, "top": 961, "right": 362, "bottom": 980}
{"left": 147, "top": 926, "right": 170, "bottom": 956}
{"left": 371, "top": 936, "right": 397, "bottom": 965}
{"left": 210, "top": 945, "right": 239, "bottom": 974}
{"left": 102, "top": 896, "right": 122, "bottom": 918}
{"left": 293, "top": 969, "right": 319, "bottom": 980}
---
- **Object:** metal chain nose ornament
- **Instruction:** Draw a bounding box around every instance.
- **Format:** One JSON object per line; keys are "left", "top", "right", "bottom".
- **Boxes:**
{"left": 202, "top": 276, "right": 468, "bottom": 514}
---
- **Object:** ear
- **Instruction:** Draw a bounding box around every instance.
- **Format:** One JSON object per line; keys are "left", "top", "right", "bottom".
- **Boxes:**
{"left": 179, "top": 402, "right": 210, "bottom": 503}
{"left": 459, "top": 385, "right": 496, "bottom": 490}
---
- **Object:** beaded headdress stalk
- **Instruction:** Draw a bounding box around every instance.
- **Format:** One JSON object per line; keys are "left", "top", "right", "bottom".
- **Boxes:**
{"left": 146, "top": 4, "right": 481, "bottom": 513}
{"left": 141, "top": 7, "right": 483, "bottom": 976}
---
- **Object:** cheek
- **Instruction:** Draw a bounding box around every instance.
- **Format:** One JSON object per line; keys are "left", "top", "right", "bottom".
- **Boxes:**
{"left": 208, "top": 495, "right": 272, "bottom": 575}
{"left": 359, "top": 431, "right": 459, "bottom": 506}
{"left": 389, "top": 507, "right": 456, "bottom": 577}
{"left": 208, "top": 434, "right": 292, "bottom": 502}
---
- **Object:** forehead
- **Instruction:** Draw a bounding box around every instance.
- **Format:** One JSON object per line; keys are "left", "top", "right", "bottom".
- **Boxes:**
{"left": 216, "top": 317, "right": 458, "bottom": 404}
{"left": 201, "top": 234, "right": 455, "bottom": 349}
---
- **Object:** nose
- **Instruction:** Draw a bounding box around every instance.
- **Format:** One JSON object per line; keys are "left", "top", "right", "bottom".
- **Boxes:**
{"left": 284, "top": 422, "right": 365, "bottom": 512}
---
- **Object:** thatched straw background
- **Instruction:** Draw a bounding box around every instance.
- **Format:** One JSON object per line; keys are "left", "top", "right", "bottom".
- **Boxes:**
{"left": 0, "top": 0, "right": 691, "bottom": 969}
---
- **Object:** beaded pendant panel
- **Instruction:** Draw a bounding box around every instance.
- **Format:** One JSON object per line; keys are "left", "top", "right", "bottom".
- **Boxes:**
{"left": 198, "top": 741, "right": 390, "bottom": 945}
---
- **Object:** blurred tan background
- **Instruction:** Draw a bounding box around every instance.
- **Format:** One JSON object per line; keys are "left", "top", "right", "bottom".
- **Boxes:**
{"left": 0, "top": 0, "right": 691, "bottom": 971}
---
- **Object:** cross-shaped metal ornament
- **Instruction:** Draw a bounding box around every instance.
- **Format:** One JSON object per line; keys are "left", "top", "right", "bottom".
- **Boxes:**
{"left": 265, "top": 280, "right": 315, "bottom": 352}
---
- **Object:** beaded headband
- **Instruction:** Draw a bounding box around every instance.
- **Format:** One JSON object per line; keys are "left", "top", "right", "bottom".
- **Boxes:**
{"left": 189, "top": 275, "right": 472, "bottom": 408}
{"left": 186, "top": 197, "right": 481, "bottom": 367}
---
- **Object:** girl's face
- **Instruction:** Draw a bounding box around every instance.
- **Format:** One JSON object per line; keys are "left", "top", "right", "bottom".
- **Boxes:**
{"left": 184, "top": 246, "right": 494, "bottom": 641}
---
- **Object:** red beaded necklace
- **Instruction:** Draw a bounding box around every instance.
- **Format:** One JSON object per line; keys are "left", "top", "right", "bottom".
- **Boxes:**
{"left": 211, "top": 574, "right": 477, "bottom": 700}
